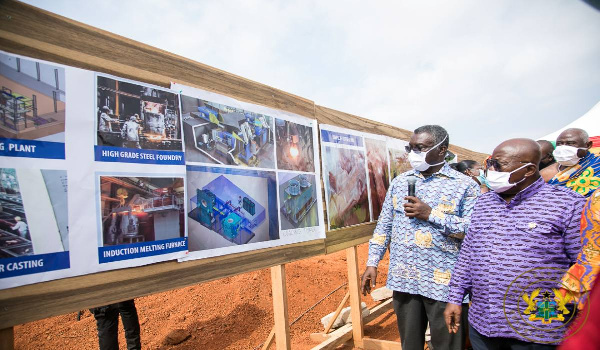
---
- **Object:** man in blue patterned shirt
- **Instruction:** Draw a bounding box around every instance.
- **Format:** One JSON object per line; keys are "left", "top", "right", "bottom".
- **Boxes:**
{"left": 361, "top": 125, "right": 480, "bottom": 350}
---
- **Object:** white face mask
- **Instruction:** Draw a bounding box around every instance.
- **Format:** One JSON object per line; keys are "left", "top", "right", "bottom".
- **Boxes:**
{"left": 408, "top": 135, "right": 447, "bottom": 172}
{"left": 486, "top": 163, "right": 532, "bottom": 193}
{"left": 553, "top": 145, "right": 586, "bottom": 167}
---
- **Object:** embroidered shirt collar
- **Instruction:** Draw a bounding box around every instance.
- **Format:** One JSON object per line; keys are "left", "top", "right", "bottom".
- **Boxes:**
{"left": 410, "top": 162, "right": 454, "bottom": 180}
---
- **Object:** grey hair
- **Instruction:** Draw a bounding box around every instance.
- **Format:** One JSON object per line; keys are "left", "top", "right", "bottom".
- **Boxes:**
{"left": 413, "top": 125, "right": 449, "bottom": 147}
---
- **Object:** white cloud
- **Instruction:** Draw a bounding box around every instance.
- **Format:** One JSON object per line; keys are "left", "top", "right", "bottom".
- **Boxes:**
{"left": 23, "top": 0, "right": 600, "bottom": 153}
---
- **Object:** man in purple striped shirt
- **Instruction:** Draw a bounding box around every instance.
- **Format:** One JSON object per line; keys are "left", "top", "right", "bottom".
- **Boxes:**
{"left": 444, "top": 139, "right": 586, "bottom": 349}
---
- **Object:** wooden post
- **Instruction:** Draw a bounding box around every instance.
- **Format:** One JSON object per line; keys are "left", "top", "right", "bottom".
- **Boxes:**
{"left": 270, "top": 264, "right": 291, "bottom": 350}
{"left": 346, "top": 246, "right": 364, "bottom": 348}
{"left": 0, "top": 327, "right": 14, "bottom": 350}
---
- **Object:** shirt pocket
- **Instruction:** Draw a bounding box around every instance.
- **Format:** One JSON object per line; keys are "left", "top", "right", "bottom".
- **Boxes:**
{"left": 515, "top": 221, "right": 560, "bottom": 237}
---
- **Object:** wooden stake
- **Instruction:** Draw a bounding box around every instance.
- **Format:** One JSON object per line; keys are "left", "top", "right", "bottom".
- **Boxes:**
{"left": 0, "top": 327, "right": 14, "bottom": 350}
{"left": 324, "top": 291, "right": 350, "bottom": 334}
{"left": 346, "top": 246, "right": 364, "bottom": 348}
{"left": 261, "top": 328, "right": 275, "bottom": 350}
{"left": 270, "top": 264, "right": 291, "bottom": 350}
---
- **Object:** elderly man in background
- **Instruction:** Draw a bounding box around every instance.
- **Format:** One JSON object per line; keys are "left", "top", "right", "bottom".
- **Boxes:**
{"left": 361, "top": 125, "right": 480, "bottom": 350}
{"left": 541, "top": 128, "right": 600, "bottom": 197}
{"left": 445, "top": 138, "right": 586, "bottom": 349}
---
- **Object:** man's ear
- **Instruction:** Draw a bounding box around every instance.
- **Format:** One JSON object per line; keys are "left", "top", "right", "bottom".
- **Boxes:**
{"left": 524, "top": 164, "right": 538, "bottom": 177}
{"left": 439, "top": 145, "right": 448, "bottom": 157}
{"left": 586, "top": 140, "right": 593, "bottom": 149}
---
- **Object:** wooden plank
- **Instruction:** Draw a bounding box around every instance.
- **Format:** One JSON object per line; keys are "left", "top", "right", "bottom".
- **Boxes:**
{"left": 0, "top": 328, "right": 13, "bottom": 350}
{"left": 311, "top": 299, "right": 394, "bottom": 349}
{"left": 0, "top": 1, "right": 315, "bottom": 118}
{"left": 325, "top": 223, "right": 375, "bottom": 254}
{"left": 314, "top": 105, "right": 489, "bottom": 163}
{"left": 0, "top": 239, "right": 324, "bottom": 329}
{"left": 261, "top": 327, "right": 275, "bottom": 350}
{"left": 363, "top": 338, "right": 402, "bottom": 350}
{"left": 271, "top": 265, "right": 291, "bottom": 350}
{"left": 315, "top": 105, "right": 412, "bottom": 140}
{"left": 310, "top": 323, "right": 354, "bottom": 350}
{"left": 346, "top": 246, "right": 364, "bottom": 348}
{"left": 324, "top": 291, "right": 350, "bottom": 334}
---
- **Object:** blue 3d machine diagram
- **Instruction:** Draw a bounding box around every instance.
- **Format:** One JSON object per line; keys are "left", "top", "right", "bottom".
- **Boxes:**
{"left": 188, "top": 175, "right": 266, "bottom": 245}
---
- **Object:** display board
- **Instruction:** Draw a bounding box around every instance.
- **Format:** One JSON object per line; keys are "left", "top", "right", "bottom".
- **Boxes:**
{"left": 0, "top": 51, "right": 189, "bottom": 288}
{"left": 172, "top": 83, "right": 325, "bottom": 261}
{"left": 0, "top": 50, "right": 327, "bottom": 289}
{"left": 319, "top": 124, "right": 409, "bottom": 230}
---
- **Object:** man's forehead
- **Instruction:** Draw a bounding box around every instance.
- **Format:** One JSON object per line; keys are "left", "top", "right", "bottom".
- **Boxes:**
{"left": 491, "top": 147, "right": 516, "bottom": 161}
{"left": 410, "top": 132, "right": 434, "bottom": 144}
{"left": 557, "top": 131, "right": 583, "bottom": 142}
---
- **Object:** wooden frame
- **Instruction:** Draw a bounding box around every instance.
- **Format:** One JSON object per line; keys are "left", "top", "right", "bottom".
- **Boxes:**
{"left": 0, "top": 2, "right": 488, "bottom": 348}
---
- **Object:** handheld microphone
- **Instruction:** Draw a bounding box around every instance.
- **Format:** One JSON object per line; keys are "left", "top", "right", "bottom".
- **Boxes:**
{"left": 407, "top": 176, "right": 416, "bottom": 197}
{"left": 407, "top": 176, "right": 416, "bottom": 219}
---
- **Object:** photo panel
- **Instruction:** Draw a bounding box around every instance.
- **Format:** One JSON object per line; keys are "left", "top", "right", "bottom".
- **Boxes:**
{"left": 0, "top": 168, "right": 69, "bottom": 281}
{"left": 97, "top": 175, "right": 187, "bottom": 263}
{"left": 275, "top": 119, "right": 315, "bottom": 172}
{"left": 387, "top": 137, "right": 411, "bottom": 180}
{"left": 186, "top": 165, "right": 279, "bottom": 252}
{"left": 0, "top": 52, "right": 66, "bottom": 159}
{"left": 364, "top": 138, "right": 390, "bottom": 220}
{"left": 180, "top": 95, "right": 275, "bottom": 168}
{"left": 278, "top": 172, "right": 319, "bottom": 231}
{"left": 95, "top": 75, "right": 184, "bottom": 165}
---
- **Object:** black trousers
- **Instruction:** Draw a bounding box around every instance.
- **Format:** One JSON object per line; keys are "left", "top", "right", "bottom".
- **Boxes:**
{"left": 90, "top": 299, "right": 141, "bottom": 350}
{"left": 392, "top": 291, "right": 467, "bottom": 350}
{"left": 468, "top": 324, "right": 556, "bottom": 350}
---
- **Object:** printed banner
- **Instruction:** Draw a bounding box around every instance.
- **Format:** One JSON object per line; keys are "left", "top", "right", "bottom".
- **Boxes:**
{"left": 319, "top": 125, "right": 410, "bottom": 229}
{"left": 172, "top": 83, "right": 325, "bottom": 261}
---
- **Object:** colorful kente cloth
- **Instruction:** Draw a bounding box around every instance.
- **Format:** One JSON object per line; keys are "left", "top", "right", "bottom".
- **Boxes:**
{"left": 548, "top": 151, "right": 600, "bottom": 197}
{"left": 562, "top": 188, "right": 600, "bottom": 300}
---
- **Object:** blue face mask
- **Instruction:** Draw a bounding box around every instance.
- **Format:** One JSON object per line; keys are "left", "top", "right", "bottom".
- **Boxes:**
{"left": 475, "top": 169, "right": 491, "bottom": 189}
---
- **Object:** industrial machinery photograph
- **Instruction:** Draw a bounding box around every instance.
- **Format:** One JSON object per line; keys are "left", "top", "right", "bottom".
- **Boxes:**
{"left": 0, "top": 52, "right": 66, "bottom": 142}
{"left": 181, "top": 95, "right": 275, "bottom": 168}
{"left": 99, "top": 176, "right": 185, "bottom": 246}
{"left": 96, "top": 76, "right": 182, "bottom": 151}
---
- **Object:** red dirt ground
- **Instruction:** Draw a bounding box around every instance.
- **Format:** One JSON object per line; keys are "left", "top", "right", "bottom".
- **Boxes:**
{"left": 14, "top": 243, "right": 398, "bottom": 349}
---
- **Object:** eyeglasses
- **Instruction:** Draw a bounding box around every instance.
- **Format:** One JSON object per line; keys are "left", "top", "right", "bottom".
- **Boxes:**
{"left": 405, "top": 144, "right": 438, "bottom": 154}
{"left": 485, "top": 158, "right": 530, "bottom": 173}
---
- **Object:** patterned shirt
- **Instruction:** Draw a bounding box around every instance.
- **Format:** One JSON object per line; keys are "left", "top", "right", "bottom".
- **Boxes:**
{"left": 448, "top": 177, "right": 586, "bottom": 343}
{"left": 367, "top": 162, "right": 480, "bottom": 302}
{"left": 562, "top": 188, "right": 600, "bottom": 298}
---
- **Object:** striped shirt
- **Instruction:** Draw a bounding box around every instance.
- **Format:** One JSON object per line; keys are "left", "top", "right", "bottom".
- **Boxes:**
{"left": 367, "top": 162, "right": 480, "bottom": 302}
{"left": 448, "top": 177, "right": 586, "bottom": 343}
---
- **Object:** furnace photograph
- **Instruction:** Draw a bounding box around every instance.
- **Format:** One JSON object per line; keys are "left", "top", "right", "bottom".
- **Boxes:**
{"left": 365, "top": 138, "right": 389, "bottom": 220}
{"left": 275, "top": 119, "right": 315, "bottom": 172}
{"left": 322, "top": 146, "right": 370, "bottom": 229}
{"left": 0, "top": 52, "right": 66, "bottom": 142}
{"left": 181, "top": 95, "right": 275, "bottom": 168}
{"left": 186, "top": 166, "right": 279, "bottom": 252}
{"left": 278, "top": 172, "right": 318, "bottom": 230}
{"left": 96, "top": 76, "right": 182, "bottom": 152}
{"left": 98, "top": 176, "right": 185, "bottom": 247}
